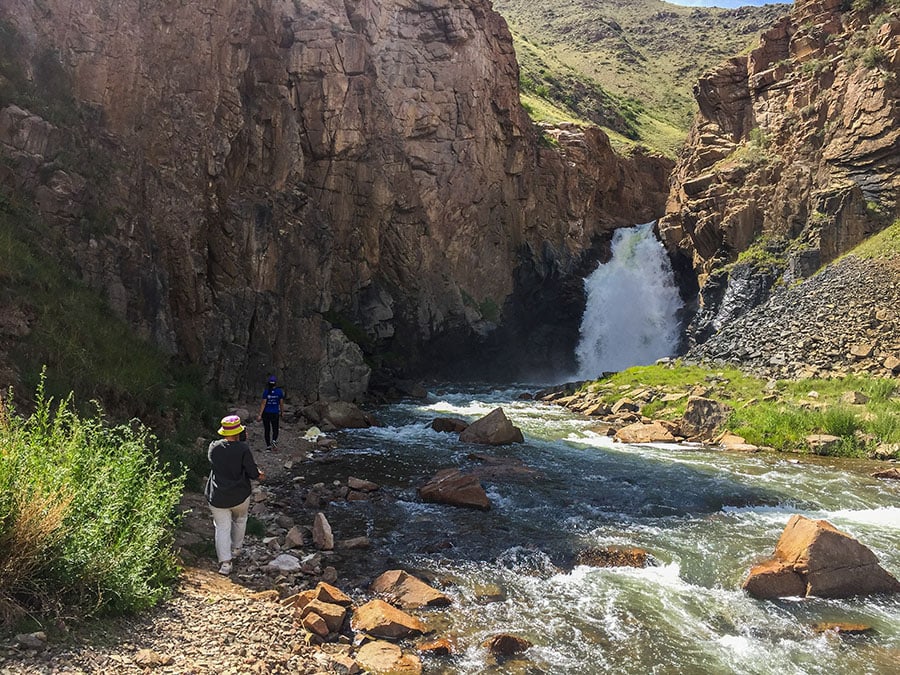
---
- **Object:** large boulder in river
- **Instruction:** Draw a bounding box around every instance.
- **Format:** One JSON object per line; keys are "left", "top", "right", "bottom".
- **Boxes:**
{"left": 418, "top": 469, "right": 490, "bottom": 510}
{"left": 370, "top": 570, "right": 451, "bottom": 609}
{"left": 459, "top": 407, "right": 524, "bottom": 445}
{"left": 742, "top": 515, "right": 900, "bottom": 599}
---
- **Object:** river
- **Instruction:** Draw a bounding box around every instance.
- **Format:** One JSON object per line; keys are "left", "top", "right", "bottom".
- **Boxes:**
{"left": 297, "top": 386, "right": 900, "bottom": 674}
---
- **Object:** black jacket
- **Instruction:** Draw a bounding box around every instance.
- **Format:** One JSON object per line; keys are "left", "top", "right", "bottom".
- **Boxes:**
{"left": 205, "top": 438, "right": 261, "bottom": 508}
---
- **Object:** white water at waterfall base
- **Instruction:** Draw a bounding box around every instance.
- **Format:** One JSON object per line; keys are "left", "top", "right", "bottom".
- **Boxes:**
{"left": 576, "top": 222, "right": 682, "bottom": 379}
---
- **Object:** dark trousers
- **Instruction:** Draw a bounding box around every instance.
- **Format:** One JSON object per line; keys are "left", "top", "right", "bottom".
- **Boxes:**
{"left": 261, "top": 412, "right": 280, "bottom": 446}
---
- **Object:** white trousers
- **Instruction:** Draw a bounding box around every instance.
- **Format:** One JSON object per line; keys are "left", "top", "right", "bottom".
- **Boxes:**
{"left": 209, "top": 497, "right": 250, "bottom": 563}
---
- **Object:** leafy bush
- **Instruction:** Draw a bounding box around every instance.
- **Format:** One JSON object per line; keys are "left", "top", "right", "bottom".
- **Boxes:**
{"left": 0, "top": 379, "right": 184, "bottom": 625}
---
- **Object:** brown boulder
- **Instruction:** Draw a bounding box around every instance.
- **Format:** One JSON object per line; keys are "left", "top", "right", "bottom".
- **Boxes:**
{"left": 680, "top": 397, "right": 731, "bottom": 439}
{"left": 431, "top": 417, "right": 469, "bottom": 433}
{"left": 416, "top": 638, "right": 455, "bottom": 655}
{"left": 615, "top": 421, "right": 678, "bottom": 444}
{"left": 418, "top": 468, "right": 490, "bottom": 510}
{"left": 458, "top": 407, "right": 524, "bottom": 445}
{"left": 370, "top": 570, "right": 451, "bottom": 609}
{"left": 872, "top": 468, "right": 900, "bottom": 480}
{"left": 482, "top": 633, "right": 532, "bottom": 657}
{"left": 301, "top": 611, "right": 330, "bottom": 638}
{"left": 742, "top": 560, "right": 807, "bottom": 599}
{"left": 351, "top": 599, "right": 427, "bottom": 640}
{"left": 355, "top": 641, "right": 422, "bottom": 675}
{"left": 313, "top": 582, "right": 353, "bottom": 606}
{"left": 743, "top": 515, "right": 900, "bottom": 599}
{"left": 299, "top": 599, "right": 346, "bottom": 634}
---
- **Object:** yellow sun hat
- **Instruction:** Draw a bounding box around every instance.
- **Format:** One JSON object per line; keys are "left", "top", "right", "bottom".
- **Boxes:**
{"left": 218, "top": 415, "right": 245, "bottom": 437}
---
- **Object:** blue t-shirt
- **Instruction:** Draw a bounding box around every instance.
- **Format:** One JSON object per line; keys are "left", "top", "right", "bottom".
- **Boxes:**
{"left": 261, "top": 387, "right": 284, "bottom": 414}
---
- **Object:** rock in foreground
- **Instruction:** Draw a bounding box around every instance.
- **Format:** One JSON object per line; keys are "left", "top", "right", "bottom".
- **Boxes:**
{"left": 743, "top": 515, "right": 900, "bottom": 599}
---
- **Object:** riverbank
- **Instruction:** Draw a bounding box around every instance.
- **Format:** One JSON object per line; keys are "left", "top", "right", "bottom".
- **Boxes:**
{"left": 537, "top": 364, "right": 900, "bottom": 460}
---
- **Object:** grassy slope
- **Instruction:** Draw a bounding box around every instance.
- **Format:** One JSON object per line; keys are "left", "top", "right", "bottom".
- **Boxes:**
{"left": 495, "top": 0, "right": 790, "bottom": 156}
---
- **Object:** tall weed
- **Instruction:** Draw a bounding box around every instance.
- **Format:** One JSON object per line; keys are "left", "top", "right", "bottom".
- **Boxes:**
{"left": 0, "top": 379, "right": 184, "bottom": 624}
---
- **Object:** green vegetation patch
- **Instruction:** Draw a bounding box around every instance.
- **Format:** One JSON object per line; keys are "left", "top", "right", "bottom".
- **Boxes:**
{"left": 583, "top": 364, "right": 899, "bottom": 458}
{"left": 0, "top": 379, "right": 184, "bottom": 625}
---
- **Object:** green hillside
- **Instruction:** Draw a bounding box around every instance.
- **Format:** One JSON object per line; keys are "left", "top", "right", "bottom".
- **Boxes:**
{"left": 495, "top": 0, "right": 791, "bottom": 156}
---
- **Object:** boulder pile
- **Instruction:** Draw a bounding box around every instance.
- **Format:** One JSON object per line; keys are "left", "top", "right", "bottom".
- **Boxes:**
{"left": 685, "top": 257, "right": 900, "bottom": 381}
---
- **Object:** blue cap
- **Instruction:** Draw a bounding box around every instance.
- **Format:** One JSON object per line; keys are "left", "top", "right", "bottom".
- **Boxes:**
{"left": 268, "top": 375, "right": 277, "bottom": 383}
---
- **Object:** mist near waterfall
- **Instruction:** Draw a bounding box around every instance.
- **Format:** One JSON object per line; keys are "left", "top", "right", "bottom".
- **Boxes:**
{"left": 575, "top": 223, "right": 683, "bottom": 379}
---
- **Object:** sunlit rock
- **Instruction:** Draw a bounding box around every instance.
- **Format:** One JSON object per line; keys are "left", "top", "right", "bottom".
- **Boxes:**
{"left": 355, "top": 640, "right": 422, "bottom": 674}
{"left": 370, "top": 570, "right": 451, "bottom": 609}
{"left": 743, "top": 515, "right": 900, "bottom": 599}
{"left": 614, "top": 421, "right": 678, "bottom": 444}
{"left": 351, "top": 599, "right": 427, "bottom": 640}
{"left": 458, "top": 407, "right": 524, "bottom": 445}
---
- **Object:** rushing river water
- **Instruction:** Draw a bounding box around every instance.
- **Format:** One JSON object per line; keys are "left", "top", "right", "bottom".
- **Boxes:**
{"left": 298, "top": 387, "right": 900, "bottom": 674}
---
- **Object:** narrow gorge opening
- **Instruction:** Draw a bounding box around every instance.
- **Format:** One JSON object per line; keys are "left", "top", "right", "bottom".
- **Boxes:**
{"left": 575, "top": 222, "right": 683, "bottom": 379}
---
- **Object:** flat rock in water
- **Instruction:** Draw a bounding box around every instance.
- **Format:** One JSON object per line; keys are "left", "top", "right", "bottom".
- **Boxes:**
{"left": 418, "top": 468, "right": 490, "bottom": 510}
{"left": 872, "top": 467, "right": 900, "bottom": 480}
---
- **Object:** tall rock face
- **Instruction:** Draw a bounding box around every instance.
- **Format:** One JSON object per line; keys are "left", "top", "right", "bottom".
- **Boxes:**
{"left": 659, "top": 0, "right": 899, "bottom": 344}
{"left": 0, "top": 0, "right": 671, "bottom": 399}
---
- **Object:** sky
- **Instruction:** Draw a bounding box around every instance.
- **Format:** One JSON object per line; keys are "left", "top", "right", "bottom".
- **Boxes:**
{"left": 666, "top": 0, "right": 792, "bottom": 7}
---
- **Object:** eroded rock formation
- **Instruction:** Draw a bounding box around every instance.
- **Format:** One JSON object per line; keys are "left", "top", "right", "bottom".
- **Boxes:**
{"left": 0, "top": 0, "right": 672, "bottom": 400}
{"left": 660, "top": 0, "right": 899, "bottom": 342}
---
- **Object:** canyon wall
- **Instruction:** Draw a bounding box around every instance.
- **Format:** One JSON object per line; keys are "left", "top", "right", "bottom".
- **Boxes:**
{"left": 0, "top": 0, "right": 671, "bottom": 400}
{"left": 659, "top": 0, "right": 899, "bottom": 343}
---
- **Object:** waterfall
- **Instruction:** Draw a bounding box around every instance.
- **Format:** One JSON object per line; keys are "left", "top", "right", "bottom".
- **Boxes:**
{"left": 575, "top": 222, "right": 682, "bottom": 378}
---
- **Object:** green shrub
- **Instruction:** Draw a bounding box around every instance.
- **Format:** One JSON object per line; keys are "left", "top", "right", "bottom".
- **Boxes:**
{"left": 246, "top": 516, "right": 267, "bottom": 538}
{"left": 0, "top": 379, "right": 184, "bottom": 624}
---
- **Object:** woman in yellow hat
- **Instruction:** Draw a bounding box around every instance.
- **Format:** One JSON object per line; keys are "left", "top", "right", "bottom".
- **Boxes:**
{"left": 205, "top": 414, "right": 265, "bottom": 575}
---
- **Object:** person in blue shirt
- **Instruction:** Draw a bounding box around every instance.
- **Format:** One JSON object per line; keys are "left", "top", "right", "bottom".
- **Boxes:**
{"left": 256, "top": 375, "right": 284, "bottom": 451}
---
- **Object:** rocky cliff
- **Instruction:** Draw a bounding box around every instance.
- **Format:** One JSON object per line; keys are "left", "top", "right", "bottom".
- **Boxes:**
{"left": 0, "top": 0, "right": 672, "bottom": 401}
{"left": 659, "top": 0, "right": 899, "bottom": 343}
